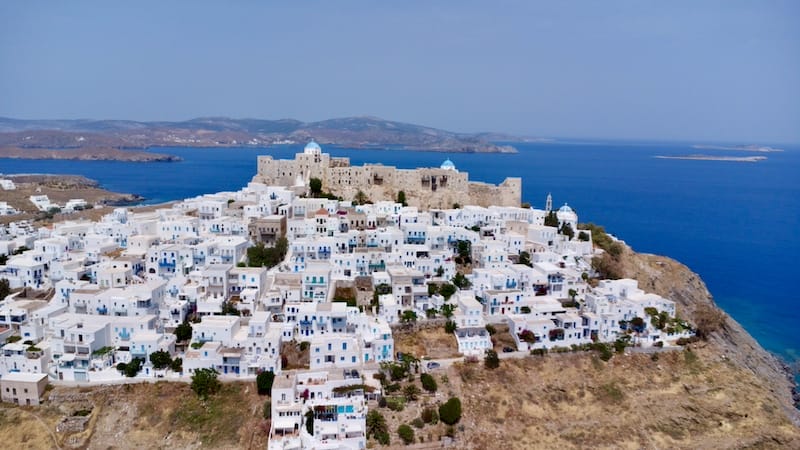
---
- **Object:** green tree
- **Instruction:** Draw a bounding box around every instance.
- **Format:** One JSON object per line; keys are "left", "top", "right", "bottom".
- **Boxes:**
{"left": 456, "top": 240, "right": 471, "bottom": 263}
{"left": 484, "top": 349, "right": 500, "bottom": 369}
{"left": 191, "top": 368, "right": 221, "bottom": 399}
{"left": 397, "top": 424, "right": 415, "bottom": 445}
{"left": 170, "top": 357, "right": 183, "bottom": 373}
{"left": 366, "top": 410, "right": 389, "bottom": 444}
{"left": 220, "top": 301, "right": 241, "bottom": 316}
{"left": 518, "top": 251, "right": 532, "bottom": 267}
{"left": 397, "top": 190, "right": 407, "bottom": 207}
{"left": 568, "top": 288, "right": 578, "bottom": 302}
{"left": 149, "top": 350, "right": 172, "bottom": 369}
{"left": 174, "top": 321, "right": 193, "bottom": 342}
{"left": 439, "top": 283, "right": 457, "bottom": 300}
{"left": 247, "top": 237, "right": 289, "bottom": 268}
{"left": 0, "top": 278, "right": 10, "bottom": 301}
{"left": 420, "top": 373, "right": 438, "bottom": 393}
{"left": 257, "top": 370, "right": 275, "bottom": 396}
{"left": 400, "top": 310, "right": 417, "bottom": 323}
{"left": 544, "top": 210, "right": 559, "bottom": 227}
{"left": 578, "top": 231, "right": 590, "bottom": 242}
{"left": 560, "top": 223, "right": 575, "bottom": 240}
{"left": 438, "top": 397, "right": 462, "bottom": 425}
{"left": 309, "top": 177, "right": 323, "bottom": 197}
{"left": 354, "top": 190, "right": 368, "bottom": 205}
{"left": 435, "top": 266, "right": 445, "bottom": 277}
{"left": 440, "top": 303, "right": 456, "bottom": 319}
{"left": 121, "top": 358, "right": 143, "bottom": 377}
{"left": 452, "top": 272, "right": 471, "bottom": 289}
{"left": 305, "top": 410, "right": 314, "bottom": 434}
{"left": 444, "top": 320, "right": 458, "bottom": 333}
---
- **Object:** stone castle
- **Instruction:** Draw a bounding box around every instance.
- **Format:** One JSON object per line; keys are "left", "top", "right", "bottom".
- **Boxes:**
{"left": 252, "top": 141, "right": 522, "bottom": 209}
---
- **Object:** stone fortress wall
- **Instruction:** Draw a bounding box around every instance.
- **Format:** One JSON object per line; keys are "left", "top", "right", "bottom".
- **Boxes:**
{"left": 253, "top": 141, "right": 522, "bottom": 210}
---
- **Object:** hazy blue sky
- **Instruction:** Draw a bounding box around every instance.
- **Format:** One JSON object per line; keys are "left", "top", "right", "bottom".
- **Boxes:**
{"left": 1, "top": 1, "right": 798, "bottom": 142}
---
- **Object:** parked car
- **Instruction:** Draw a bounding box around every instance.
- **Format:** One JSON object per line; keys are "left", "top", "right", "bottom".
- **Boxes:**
{"left": 502, "top": 346, "right": 515, "bottom": 353}
{"left": 426, "top": 361, "right": 441, "bottom": 370}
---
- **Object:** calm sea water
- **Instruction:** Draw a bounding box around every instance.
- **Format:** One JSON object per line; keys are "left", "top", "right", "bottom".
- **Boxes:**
{"left": 2, "top": 142, "right": 799, "bottom": 365}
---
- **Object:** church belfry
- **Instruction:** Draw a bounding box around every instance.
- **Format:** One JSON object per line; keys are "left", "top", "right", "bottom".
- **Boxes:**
{"left": 545, "top": 192, "right": 552, "bottom": 212}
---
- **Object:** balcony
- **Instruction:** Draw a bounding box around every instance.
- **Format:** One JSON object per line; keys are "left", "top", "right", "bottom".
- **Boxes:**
{"left": 159, "top": 260, "right": 176, "bottom": 268}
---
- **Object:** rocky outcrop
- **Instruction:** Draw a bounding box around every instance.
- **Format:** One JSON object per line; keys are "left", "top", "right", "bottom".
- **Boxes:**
{"left": 620, "top": 246, "right": 800, "bottom": 426}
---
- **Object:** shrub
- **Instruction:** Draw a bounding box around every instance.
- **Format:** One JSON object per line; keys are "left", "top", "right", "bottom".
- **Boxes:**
{"left": 257, "top": 370, "right": 275, "bottom": 396}
{"left": 190, "top": 368, "right": 221, "bottom": 399}
{"left": 693, "top": 303, "right": 726, "bottom": 339}
{"left": 653, "top": 341, "right": 664, "bottom": 348}
{"left": 444, "top": 320, "right": 458, "bottom": 333}
{"left": 403, "top": 384, "right": 420, "bottom": 402}
{"left": 6, "top": 335, "right": 22, "bottom": 343}
{"left": 531, "top": 348, "right": 548, "bottom": 357}
{"left": 378, "top": 396, "right": 388, "bottom": 408}
{"left": 676, "top": 336, "right": 701, "bottom": 346}
{"left": 421, "top": 406, "right": 439, "bottom": 424}
{"left": 485, "top": 324, "right": 496, "bottom": 335}
{"left": 439, "top": 397, "right": 462, "bottom": 425}
{"left": 484, "top": 349, "right": 500, "bottom": 369}
{"left": 387, "top": 397, "right": 405, "bottom": 411}
{"left": 263, "top": 401, "right": 271, "bottom": 419}
{"left": 411, "top": 417, "right": 425, "bottom": 429}
{"left": 398, "top": 424, "right": 415, "bottom": 445}
{"left": 519, "top": 329, "right": 537, "bottom": 343}
{"left": 420, "top": 373, "right": 438, "bottom": 393}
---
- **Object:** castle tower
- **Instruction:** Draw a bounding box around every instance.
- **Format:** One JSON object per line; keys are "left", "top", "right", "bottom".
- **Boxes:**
{"left": 545, "top": 193, "right": 552, "bottom": 212}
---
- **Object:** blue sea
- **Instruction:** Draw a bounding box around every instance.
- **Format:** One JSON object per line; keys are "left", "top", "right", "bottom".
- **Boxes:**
{"left": 1, "top": 141, "right": 799, "bottom": 366}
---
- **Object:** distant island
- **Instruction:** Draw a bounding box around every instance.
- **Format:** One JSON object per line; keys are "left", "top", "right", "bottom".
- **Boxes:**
{"left": 692, "top": 144, "right": 783, "bottom": 153}
{"left": 0, "top": 116, "right": 521, "bottom": 161}
{"left": 655, "top": 154, "right": 767, "bottom": 163}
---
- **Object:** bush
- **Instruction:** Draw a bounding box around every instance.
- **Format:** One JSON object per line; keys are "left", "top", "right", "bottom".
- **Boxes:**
{"left": 257, "top": 370, "right": 275, "bottom": 396}
{"left": 190, "top": 368, "right": 221, "bottom": 399}
{"left": 693, "top": 303, "right": 726, "bottom": 339}
{"left": 653, "top": 341, "right": 664, "bottom": 348}
{"left": 387, "top": 397, "right": 405, "bottom": 411}
{"left": 421, "top": 406, "right": 439, "bottom": 424}
{"left": 444, "top": 320, "right": 458, "bottom": 333}
{"left": 676, "top": 336, "right": 701, "bottom": 346}
{"left": 485, "top": 324, "right": 496, "bottom": 335}
{"left": 263, "top": 401, "right": 271, "bottom": 419}
{"left": 484, "top": 349, "right": 500, "bottom": 369}
{"left": 439, "top": 397, "right": 462, "bottom": 425}
{"left": 531, "top": 348, "right": 548, "bottom": 357}
{"left": 403, "top": 384, "right": 420, "bottom": 402}
{"left": 420, "top": 373, "right": 438, "bottom": 393}
{"left": 378, "top": 396, "right": 387, "bottom": 408}
{"left": 411, "top": 417, "right": 425, "bottom": 429}
{"left": 397, "top": 424, "right": 415, "bottom": 445}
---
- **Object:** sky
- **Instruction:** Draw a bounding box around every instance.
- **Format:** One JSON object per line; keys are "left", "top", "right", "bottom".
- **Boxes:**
{"left": 1, "top": 1, "right": 798, "bottom": 143}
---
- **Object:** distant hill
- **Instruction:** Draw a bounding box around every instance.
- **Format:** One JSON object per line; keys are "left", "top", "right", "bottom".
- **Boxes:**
{"left": 0, "top": 116, "right": 521, "bottom": 159}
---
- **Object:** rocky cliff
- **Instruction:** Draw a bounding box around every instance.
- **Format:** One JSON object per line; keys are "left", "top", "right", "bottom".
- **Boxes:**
{"left": 620, "top": 246, "right": 800, "bottom": 426}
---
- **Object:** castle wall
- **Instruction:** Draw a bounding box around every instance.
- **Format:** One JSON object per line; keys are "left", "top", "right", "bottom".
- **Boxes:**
{"left": 254, "top": 151, "right": 522, "bottom": 210}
